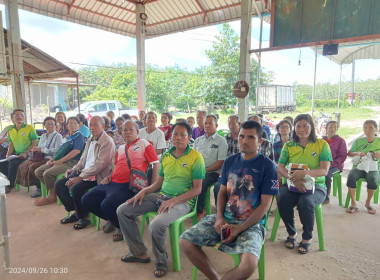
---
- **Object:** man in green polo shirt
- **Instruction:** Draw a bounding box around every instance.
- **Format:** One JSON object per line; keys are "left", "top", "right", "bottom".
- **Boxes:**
{"left": 0, "top": 109, "right": 38, "bottom": 193}
{"left": 116, "top": 122, "right": 205, "bottom": 278}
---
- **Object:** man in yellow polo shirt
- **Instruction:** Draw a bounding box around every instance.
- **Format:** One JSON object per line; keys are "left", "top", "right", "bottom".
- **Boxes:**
{"left": 0, "top": 109, "right": 38, "bottom": 193}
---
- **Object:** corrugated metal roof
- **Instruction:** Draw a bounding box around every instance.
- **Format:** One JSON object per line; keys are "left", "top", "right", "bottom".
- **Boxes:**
{"left": 318, "top": 39, "right": 380, "bottom": 65}
{"left": 2, "top": 0, "right": 269, "bottom": 38}
{"left": 1, "top": 28, "right": 78, "bottom": 85}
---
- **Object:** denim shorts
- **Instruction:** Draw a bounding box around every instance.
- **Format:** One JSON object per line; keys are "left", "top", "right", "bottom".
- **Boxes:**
{"left": 180, "top": 214, "right": 265, "bottom": 259}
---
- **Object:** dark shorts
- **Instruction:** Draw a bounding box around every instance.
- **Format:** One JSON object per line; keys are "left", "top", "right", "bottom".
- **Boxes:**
{"left": 180, "top": 214, "right": 265, "bottom": 259}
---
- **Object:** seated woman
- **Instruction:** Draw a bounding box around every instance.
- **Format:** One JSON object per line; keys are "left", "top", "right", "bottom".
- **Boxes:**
{"left": 113, "top": 117, "right": 126, "bottom": 149}
{"left": 77, "top": 113, "right": 91, "bottom": 139}
{"left": 322, "top": 121, "right": 347, "bottom": 204}
{"left": 15, "top": 117, "right": 62, "bottom": 198}
{"left": 81, "top": 120, "right": 159, "bottom": 241}
{"left": 159, "top": 112, "right": 172, "bottom": 142}
{"left": 273, "top": 119, "right": 292, "bottom": 164}
{"left": 34, "top": 117, "right": 85, "bottom": 206}
{"left": 56, "top": 111, "right": 69, "bottom": 137}
{"left": 277, "top": 114, "right": 332, "bottom": 254}
{"left": 346, "top": 120, "right": 380, "bottom": 214}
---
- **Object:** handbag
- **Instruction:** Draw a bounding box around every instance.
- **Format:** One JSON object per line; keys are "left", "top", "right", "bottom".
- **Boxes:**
{"left": 125, "top": 145, "right": 148, "bottom": 194}
{"left": 29, "top": 133, "right": 57, "bottom": 162}
{"left": 53, "top": 131, "right": 80, "bottom": 161}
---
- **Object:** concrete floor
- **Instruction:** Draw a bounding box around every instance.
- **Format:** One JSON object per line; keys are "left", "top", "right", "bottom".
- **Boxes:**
{"left": 0, "top": 173, "right": 379, "bottom": 280}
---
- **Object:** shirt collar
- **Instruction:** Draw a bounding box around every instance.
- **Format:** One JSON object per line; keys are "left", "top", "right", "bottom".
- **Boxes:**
{"left": 126, "top": 137, "right": 140, "bottom": 147}
{"left": 168, "top": 144, "right": 191, "bottom": 157}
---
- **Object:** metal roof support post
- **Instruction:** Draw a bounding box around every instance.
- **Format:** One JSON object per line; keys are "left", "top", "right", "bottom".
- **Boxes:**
{"left": 238, "top": 0, "right": 252, "bottom": 121}
{"left": 337, "top": 64, "right": 342, "bottom": 113}
{"left": 136, "top": 3, "right": 146, "bottom": 112}
{"left": 4, "top": 0, "right": 26, "bottom": 111}
{"left": 351, "top": 60, "right": 355, "bottom": 106}
{"left": 252, "top": 0, "right": 262, "bottom": 115}
{"left": 311, "top": 48, "right": 317, "bottom": 117}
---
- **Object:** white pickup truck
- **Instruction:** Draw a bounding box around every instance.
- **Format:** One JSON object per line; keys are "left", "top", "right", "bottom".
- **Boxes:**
{"left": 67, "top": 100, "right": 139, "bottom": 119}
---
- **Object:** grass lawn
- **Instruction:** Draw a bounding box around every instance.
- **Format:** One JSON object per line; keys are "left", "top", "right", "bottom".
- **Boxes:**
{"left": 171, "top": 105, "right": 379, "bottom": 139}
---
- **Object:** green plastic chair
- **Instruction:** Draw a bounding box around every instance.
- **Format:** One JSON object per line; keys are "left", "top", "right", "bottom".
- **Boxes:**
{"left": 217, "top": 129, "right": 230, "bottom": 137}
{"left": 139, "top": 197, "right": 199, "bottom": 272}
{"left": 41, "top": 173, "right": 65, "bottom": 205}
{"left": 192, "top": 197, "right": 274, "bottom": 280}
{"left": 332, "top": 171, "right": 343, "bottom": 206}
{"left": 344, "top": 178, "right": 380, "bottom": 208}
{"left": 14, "top": 184, "right": 29, "bottom": 193}
{"left": 270, "top": 203, "right": 325, "bottom": 251}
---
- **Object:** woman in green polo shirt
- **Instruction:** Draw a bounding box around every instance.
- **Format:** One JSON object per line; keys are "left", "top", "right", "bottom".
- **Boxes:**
{"left": 346, "top": 120, "right": 380, "bottom": 215}
{"left": 277, "top": 114, "right": 332, "bottom": 254}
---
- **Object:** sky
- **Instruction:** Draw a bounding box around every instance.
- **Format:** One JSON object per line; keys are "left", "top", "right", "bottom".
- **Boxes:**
{"left": 1, "top": 5, "right": 379, "bottom": 86}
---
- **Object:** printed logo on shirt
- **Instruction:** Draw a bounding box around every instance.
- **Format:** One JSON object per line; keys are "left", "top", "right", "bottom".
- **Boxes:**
{"left": 271, "top": 180, "right": 279, "bottom": 190}
{"left": 133, "top": 146, "right": 140, "bottom": 151}
{"left": 182, "top": 163, "right": 188, "bottom": 168}
{"left": 251, "top": 168, "right": 260, "bottom": 173}
{"left": 311, "top": 152, "right": 317, "bottom": 157}
{"left": 22, "top": 133, "right": 25, "bottom": 136}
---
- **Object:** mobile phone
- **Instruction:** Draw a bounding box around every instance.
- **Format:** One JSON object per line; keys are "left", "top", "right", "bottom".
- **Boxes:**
{"left": 221, "top": 228, "right": 230, "bottom": 241}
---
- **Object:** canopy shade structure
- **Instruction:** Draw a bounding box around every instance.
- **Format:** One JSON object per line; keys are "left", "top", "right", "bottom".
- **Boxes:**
{"left": 1, "top": 0, "right": 269, "bottom": 38}
{"left": 319, "top": 39, "right": 380, "bottom": 65}
{"left": 0, "top": 28, "right": 78, "bottom": 85}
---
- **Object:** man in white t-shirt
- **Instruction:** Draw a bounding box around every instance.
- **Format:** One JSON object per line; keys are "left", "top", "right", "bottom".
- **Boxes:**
{"left": 139, "top": 112, "right": 166, "bottom": 156}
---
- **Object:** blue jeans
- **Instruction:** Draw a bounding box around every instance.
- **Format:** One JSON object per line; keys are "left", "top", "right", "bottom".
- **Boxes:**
{"left": 0, "top": 158, "right": 27, "bottom": 188}
{"left": 81, "top": 181, "right": 134, "bottom": 228}
{"left": 277, "top": 184, "right": 326, "bottom": 240}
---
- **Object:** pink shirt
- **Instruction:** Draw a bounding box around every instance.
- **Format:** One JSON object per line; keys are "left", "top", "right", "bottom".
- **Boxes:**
{"left": 111, "top": 138, "right": 159, "bottom": 183}
{"left": 323, "top": 135, "right": 347, "bottom": 171}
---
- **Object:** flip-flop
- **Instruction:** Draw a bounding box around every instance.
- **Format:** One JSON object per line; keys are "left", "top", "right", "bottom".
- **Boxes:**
{"left": 346, "top": 206, "right": 359, "bottom": 214}
{"left": 154, "top": 263, "right": 167, "bottom": 278}
{"left": 102, "top": 221, "right": 115, "bottom": 233}
{"left": 60, "top": 214, "right": 78, "bottom": 224}
{"left": 121, "top": 253, "right": 151, "bottom": 263}
{"left": 73, "top": 218, "right": 91, "bottom": 230}
{"left": 285, "top": 235, "right": 297, "bottom": 249}
{"left": 298, "top": 242, "right": 311, "bottom": 254}
{"left": 365, "top": 205, "right": 376, "bottom": 215}
{"left": 112, "top": 228, "right": 123, "bottom": 242}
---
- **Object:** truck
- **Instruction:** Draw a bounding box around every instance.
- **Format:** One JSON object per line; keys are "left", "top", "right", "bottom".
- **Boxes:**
{"left": 66, "top": 100, "right": 138, "bottom": 119}
{"left": 257, "top": 85, "right": 296, "bottom": 113}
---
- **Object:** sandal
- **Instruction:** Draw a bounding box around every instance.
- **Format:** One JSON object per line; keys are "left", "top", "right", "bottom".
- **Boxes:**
{"left": 298, "top": 242, "right": 311, "bottom": 254}
{"left": 285, "top": 235, "right": 297, "bottom": 249}
{"left": 346, "top": 206, "right": 359, "bottom": 214}
{"left": 121, "top": 253, "right": 151, "bottom": 263}
{"left": 154, "top": 263, "right": 167, "bottom": 278}
{"left": 60, "top": 214, "right": 78, "bottom": 224}
{"left": 73, "top": 218, "right": 91, "bottom": 230}
{"left": 112, "top": 228, "right": 123, "bottom": 242}
{"left": 365, "top": 205, "right": 376, "bottom": 215}
{"left": 103, "top": 221, "right": 115, "bottom": 233}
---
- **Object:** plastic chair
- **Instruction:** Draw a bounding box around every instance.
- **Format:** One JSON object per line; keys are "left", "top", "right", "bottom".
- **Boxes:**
{"left": 192, "top": 197, "right": 274, "bottom": 280}
{"left": 344, "top": 178, "right": 380, "bottom": 208}
{"left": 14, "top": 184, "right": 29, "bottom": 193}
{"left": 332, "top": 171, "right": 343, "bottom": 206}
{"left": 139, "top": 197, "right": 199, "bottom": 272}
{"left": 41, "top": 173, "right": 65, "bottom": 205}
{"left": 270, "top": 203, "right": 325, "bottom": 251}
{"left": 217, "top": 129, "right": 230, "bottom": 137}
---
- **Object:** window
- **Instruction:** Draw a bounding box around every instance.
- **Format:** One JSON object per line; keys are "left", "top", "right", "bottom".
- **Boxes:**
{"left": 108, "top": 103, "right": 116, "bottom": 111}
{"left": 94, "top": 103, "right": 107, "bottom": 112}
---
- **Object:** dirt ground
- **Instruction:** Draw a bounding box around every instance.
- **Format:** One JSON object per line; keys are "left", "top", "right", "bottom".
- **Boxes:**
{"left": 1, "top": 108, "right": 380, "bottom": 280}
{"left": 0, "top": 173, "right": 379, "bottom": 280}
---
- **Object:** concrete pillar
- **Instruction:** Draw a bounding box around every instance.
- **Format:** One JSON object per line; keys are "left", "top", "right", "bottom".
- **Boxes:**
{"left": 238, "top": 0, "right": 252, "bottom": 122}
{"left": 4, "top": 0, "right": 26, "bottom": 111}
{"left": 136, "top": 3, "right": 146, "bottom": 111}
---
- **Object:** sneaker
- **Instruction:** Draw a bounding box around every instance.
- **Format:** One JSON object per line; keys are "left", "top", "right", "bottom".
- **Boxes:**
{"left": 31, "top": 190, "right": 42, "bottom": 198}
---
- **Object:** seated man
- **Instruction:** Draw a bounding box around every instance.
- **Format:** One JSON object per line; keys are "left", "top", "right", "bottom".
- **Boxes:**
{"left": 81, "top": 120, "right": 160, "bottom": 241}
{"left": 139, "top": 112, "right": 166, "bottom": 156}
{"left": 116, "top": 122, "right": 204, "bottom": 278}
{"left": 180, "top": 120, "right": 279, "bottom": 280}
{"left": 194, "top": 115, "right": 228, "bottom": 218}
{"left": 55, "top": 116, "right": 115, "bottom": 229}
{"left": 0, "top": 109, "right": 38, "bottom": 193}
